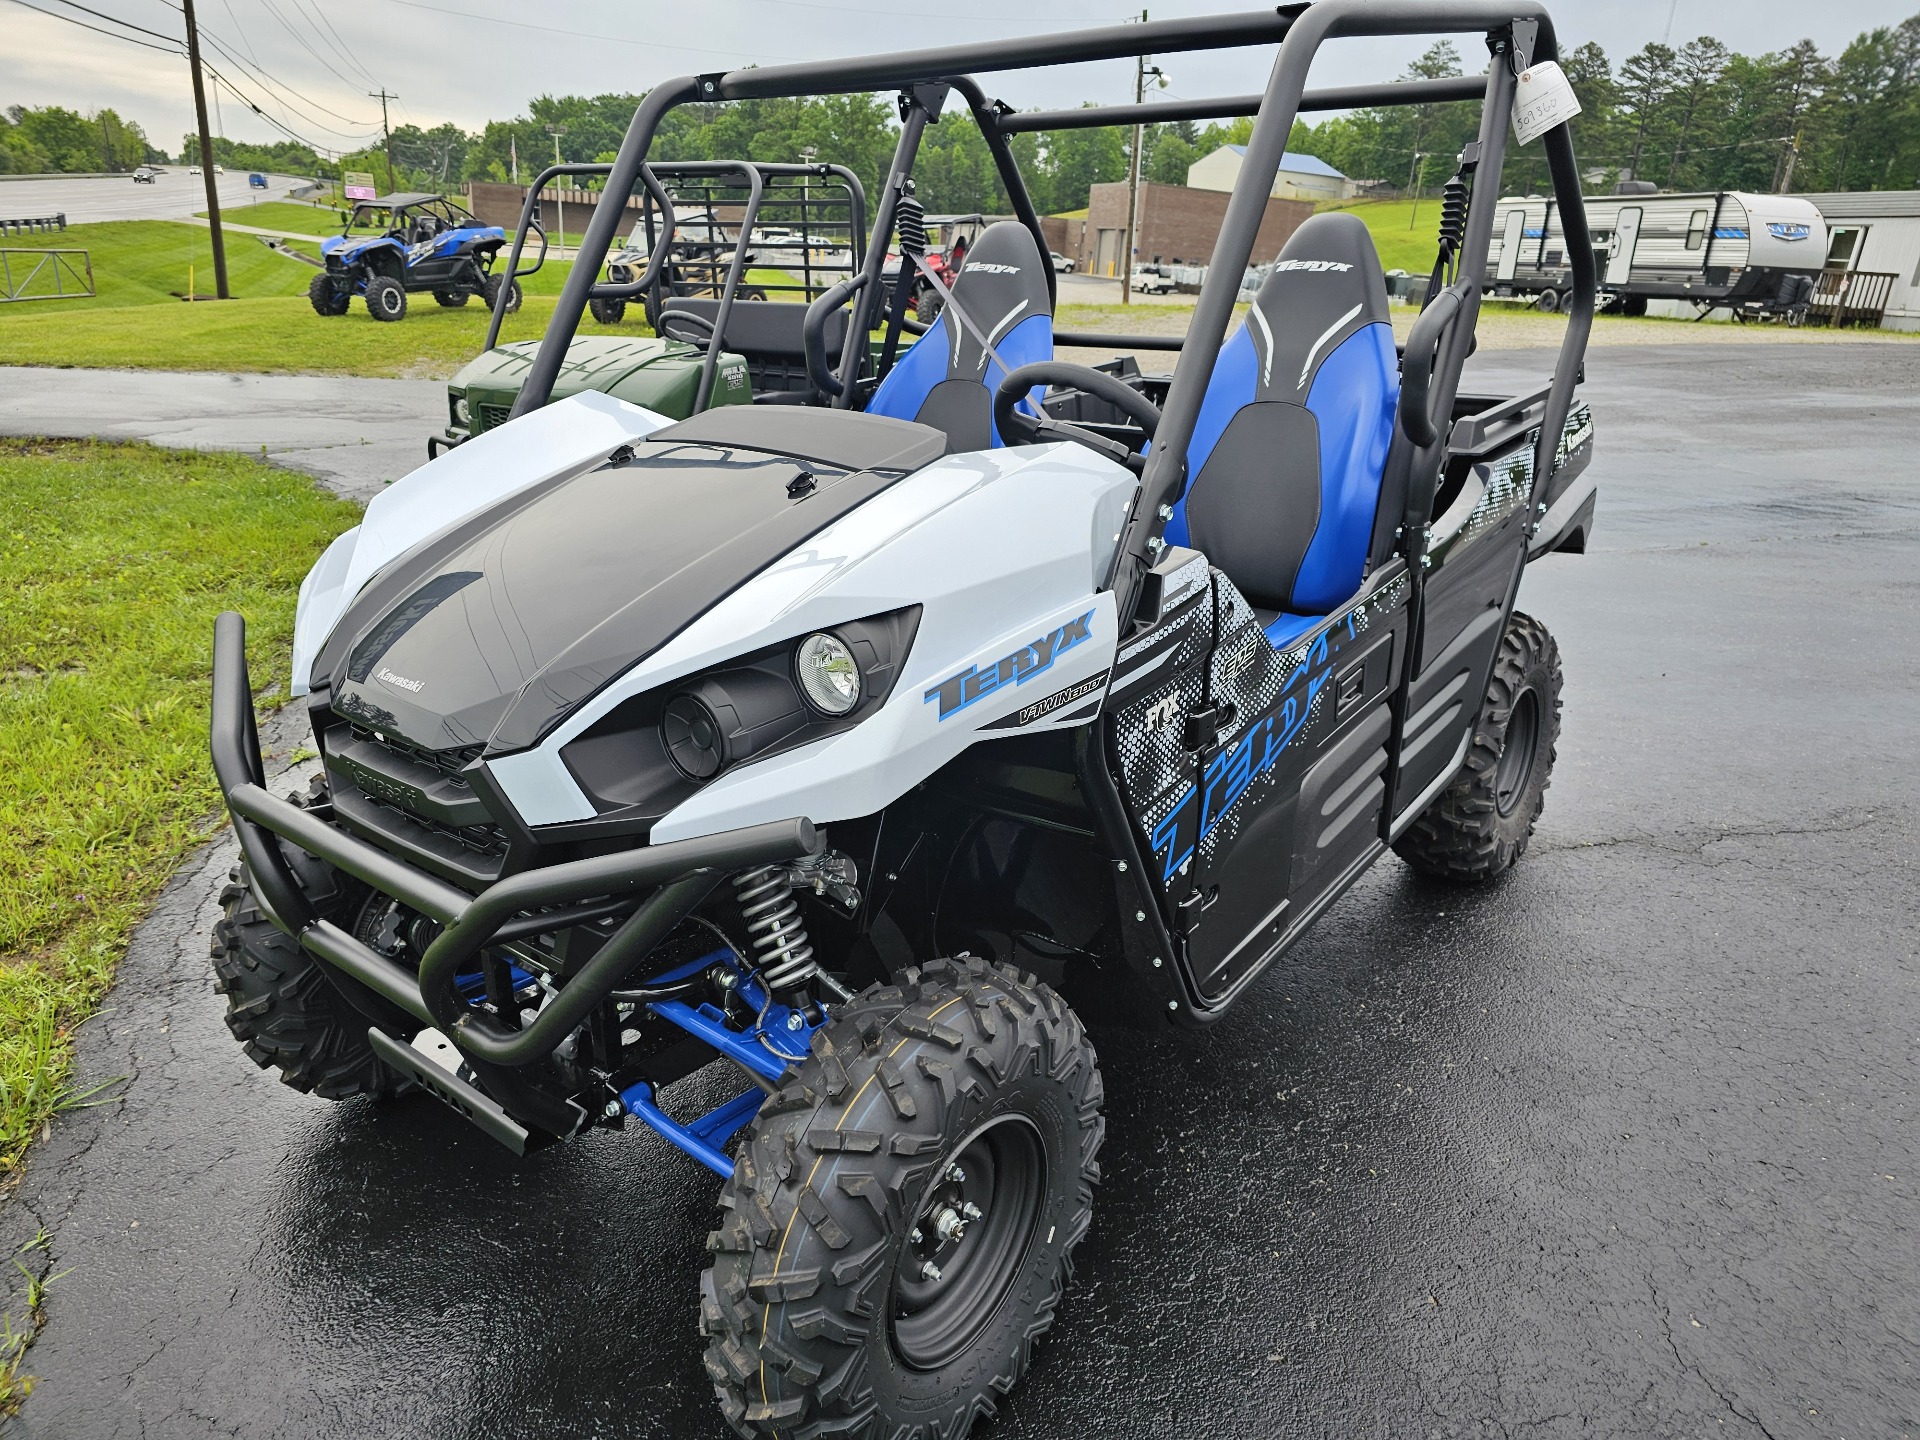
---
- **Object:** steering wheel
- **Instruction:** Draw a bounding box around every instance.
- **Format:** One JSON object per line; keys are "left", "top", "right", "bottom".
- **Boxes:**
{"left": 993, "top": 362, "right": 1161, "bottom": 469}
{"left": 657, "top": 306, "right": 716, "bottom": 344}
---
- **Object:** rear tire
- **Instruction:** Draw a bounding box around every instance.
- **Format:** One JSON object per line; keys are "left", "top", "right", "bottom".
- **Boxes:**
{"left": 307, "top": 272, "right": 349, "bottom": 317}
{"left": 1533, "top": 288, "right": 1560, "bottom": 313}
{"left": 588, "top": 295, "right": 626, "bottom": 324}
{"left": 701, "top": 955, "right": 1103, "bottom": 1440}
{"left": 915, "top": 285, "right": 941, "bottom": 323}
{"left": 364, "top": 275, "right": 407, "bottom": 322}
{"left": 1393, "top": 610, "right": 1562, "bottom": 883}
{"left": 481, "top": 275, "right": 522, "bottom": 314}
{"left": 433, "top": 288, "right": 470, "bottom": 308}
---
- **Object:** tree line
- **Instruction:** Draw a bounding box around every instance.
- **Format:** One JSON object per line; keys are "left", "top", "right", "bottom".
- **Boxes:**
{"left": 0, "top": 105, "right": 162, "bottom": 174}
{"left": 1283, "top": 15, "right": 1920, "bottom": 198}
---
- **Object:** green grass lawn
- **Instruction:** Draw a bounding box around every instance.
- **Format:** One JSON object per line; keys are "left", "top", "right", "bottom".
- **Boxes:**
{"left": 1314, "top": 197, "right": 1456, "bottom": 275}
{"left": 6, "top": 220, "right": 319, "bottom": 307}
{"left": 202, "top": 199, "right": 347, "bottom": 237}
{"left": 0, "top": 218, "right": 643, "bottom": 378}
{"left": 0, "top": 440, "right": 360, "bottom": 1183}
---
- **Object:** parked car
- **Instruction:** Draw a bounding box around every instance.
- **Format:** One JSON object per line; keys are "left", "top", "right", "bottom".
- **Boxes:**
{"left": 1051, "top": 249, "right": 1076, "bottom": 273}
{"left": 1131, "top": 262, "right": 1176, "bottom": 293}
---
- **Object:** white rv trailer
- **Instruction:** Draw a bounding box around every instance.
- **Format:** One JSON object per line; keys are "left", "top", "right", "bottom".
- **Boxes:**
{"left": 1485, "top": 190, "right": 1827, "bottom": 317}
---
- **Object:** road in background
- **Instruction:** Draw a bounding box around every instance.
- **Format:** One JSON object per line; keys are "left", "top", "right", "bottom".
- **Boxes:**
{"left": 0, "top": 171, "right": 309, "bottom": 225}
{"left": 1, "top": 344, "right": 1916, "bottom": 1438}
{"left": 0, "top": 367, "right": 442, "bottom": 502}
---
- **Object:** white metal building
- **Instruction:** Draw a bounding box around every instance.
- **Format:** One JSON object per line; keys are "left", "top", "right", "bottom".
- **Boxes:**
{"left": 1187, "top": 145, "right": 1355, "bottom": 202}
{"left": 1797, "top": 191, "right": 1920, "bottom": 331}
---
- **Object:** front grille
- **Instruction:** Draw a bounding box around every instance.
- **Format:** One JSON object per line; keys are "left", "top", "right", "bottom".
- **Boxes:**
{"left": 327, "top": 725, "right": 508, "bottom": 877}
{"left": 477, "top": 403, "right": 512, "bottom": 434}
{"left": 362, "top": 792, "right": 508, "bottom": 859}
{"left": 348, "top": 724, "right": 480, "bottom": 781}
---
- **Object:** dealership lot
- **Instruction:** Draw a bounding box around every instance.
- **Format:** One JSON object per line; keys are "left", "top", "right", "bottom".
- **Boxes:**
{"left": 1, "top": 341, "right": 1915, "bottom": 1439}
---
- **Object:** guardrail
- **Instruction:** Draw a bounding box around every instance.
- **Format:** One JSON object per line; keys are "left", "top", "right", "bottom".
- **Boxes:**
{"left": 0, "top": 248, "right": 94, "bottom": 302}
{"left": 0, "top": 213, "right": 66, "bottom": 236}
{"left": 1807, "top": 269, "right": 1894, "bottom": 329}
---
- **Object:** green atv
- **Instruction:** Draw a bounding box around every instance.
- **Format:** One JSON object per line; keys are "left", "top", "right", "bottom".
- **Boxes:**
{"left": 434, "top": 159, "right": 866, "bottom": 455}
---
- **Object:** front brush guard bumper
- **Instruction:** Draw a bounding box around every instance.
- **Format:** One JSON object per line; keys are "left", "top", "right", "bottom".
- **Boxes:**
{"left": 209, "top": 612, "right": 820, "bottom": 1141}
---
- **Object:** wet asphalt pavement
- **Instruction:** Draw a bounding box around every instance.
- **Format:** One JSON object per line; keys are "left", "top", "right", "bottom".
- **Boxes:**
{"left": 4, "top": 343, "right": 1918, "bottom": 1439}
{"left": 0, "top": 368, "right": 442, "bottom": 503}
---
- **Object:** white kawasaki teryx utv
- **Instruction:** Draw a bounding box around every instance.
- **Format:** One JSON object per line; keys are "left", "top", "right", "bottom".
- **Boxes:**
{"left": 209, "top": 5, "right": 1599, "bottom": 1435}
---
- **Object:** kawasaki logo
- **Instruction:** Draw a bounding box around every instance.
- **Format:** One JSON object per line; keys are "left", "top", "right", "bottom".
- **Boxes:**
{"left": 1273, "top": 259, "right": 1352, "bottom": 273}
{"left": 925, "top": 612, "right": 1095, "bottom": 721}
{"left": 375, "top": 666, "right": 425, "bottom": 693}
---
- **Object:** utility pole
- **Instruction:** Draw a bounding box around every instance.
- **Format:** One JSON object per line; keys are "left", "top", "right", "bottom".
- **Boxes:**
{"left": 369, "top": 88, "right": 399, "bottom": 193}
{"left": 181, "top": 0, "right": 228, "bottom": 298}
{"left": 547, "top": 124, "right": 569, "bottom": 255}
{"left": 1776, "top": 130, "right": 1802, "bottom": 193}
{"left": 1405, "top": 150, "right": 1432, "bottom": 229}
{"left": 1122, "top": 11, "right": 1166, "bottom": 306}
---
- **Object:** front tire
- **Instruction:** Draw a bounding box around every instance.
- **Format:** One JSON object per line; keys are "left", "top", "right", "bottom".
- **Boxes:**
{"left": 701, "top": 956, "right": 1103, "bottom": 1440}
{"left": 588, "top": 295, "right": 627, "bottom": 324}
{"left": 1394, "top": 610, "right": 1562, "bottom": 883}
{"left": 307, "top": 272, "right": 349, "bottom": 316}
{"left": 364, "top": 274, "right": 407, "bottom": 322}
{"left": 210, "top": 864, "right": 409, "bottom": 1099}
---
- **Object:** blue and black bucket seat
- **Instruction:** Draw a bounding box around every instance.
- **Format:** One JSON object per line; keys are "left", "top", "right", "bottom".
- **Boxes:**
{"left": 866, "top": 221, "right": 1054, "bottom": 452}
{"left": 1167, "top": 211, "right": 1401, "bottom": 649}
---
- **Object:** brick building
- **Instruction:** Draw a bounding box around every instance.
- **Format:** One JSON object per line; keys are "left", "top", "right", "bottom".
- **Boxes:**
{"left": 465, "top": 181, "right": 645, "bottom": 236}
{"left": 1060, "top": 181, "right": 1314, "bottom": 277}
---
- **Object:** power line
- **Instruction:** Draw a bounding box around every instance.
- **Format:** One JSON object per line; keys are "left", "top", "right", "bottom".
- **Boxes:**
{"left": 36, "top": 0, "right": 179, "bottom": 43}
{"left": 6, "top": 0, "right": 179, "bottom": 51}
{"left": 290, "top": 0, "right": 381, "bottom": 88}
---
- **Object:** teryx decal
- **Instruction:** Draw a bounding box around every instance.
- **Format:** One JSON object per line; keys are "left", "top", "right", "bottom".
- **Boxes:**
{"left": 924, "top": 611, "right": 1095, "bottom": 721}
{"left": 1148, "top": 623, "right": 1345, "bottom": 882}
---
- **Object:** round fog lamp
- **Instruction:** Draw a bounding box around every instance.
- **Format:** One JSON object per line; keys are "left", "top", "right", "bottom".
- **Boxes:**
{"left": 796, "top": 633, "right": 861, "bottom": 715}
{"left": 452, "top": 395, "right": 471, "bottom": 426}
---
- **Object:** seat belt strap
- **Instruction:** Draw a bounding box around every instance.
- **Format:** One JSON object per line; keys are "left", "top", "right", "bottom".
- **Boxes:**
{"left": 909, "top": 254, "right": 1041, "bottom": 417}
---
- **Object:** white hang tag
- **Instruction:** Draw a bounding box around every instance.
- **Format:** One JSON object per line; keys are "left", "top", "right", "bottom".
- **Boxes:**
{"left": 1511, "top": 60, "right": 1582, "bottom": 146}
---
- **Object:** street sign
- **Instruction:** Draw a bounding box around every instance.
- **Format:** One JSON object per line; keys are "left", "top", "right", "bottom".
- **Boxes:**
{"left": 344, "top": 169, "right": 376, "bottom": 201}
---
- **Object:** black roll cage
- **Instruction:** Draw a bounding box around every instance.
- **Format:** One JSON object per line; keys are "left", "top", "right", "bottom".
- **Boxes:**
{"left": 499, "top": 0, "right": 1595, "bottom": 633}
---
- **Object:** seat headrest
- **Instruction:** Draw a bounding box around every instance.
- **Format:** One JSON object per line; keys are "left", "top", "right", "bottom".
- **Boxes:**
{"left": 1244, "top": 212, "right": 1391, "bottom": 401}
{"left": 939, "top": 222, "right": 1052, "bottom": 376}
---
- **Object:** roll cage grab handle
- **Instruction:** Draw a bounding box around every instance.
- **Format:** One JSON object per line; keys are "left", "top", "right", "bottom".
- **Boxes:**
{"left": 509, "top": 0, "right": 1595, "bottom": 625}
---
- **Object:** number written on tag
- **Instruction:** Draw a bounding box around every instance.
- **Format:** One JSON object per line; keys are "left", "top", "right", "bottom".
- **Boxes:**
{"left": 1511, "top": 60, "right": 1582, "bottom": 145}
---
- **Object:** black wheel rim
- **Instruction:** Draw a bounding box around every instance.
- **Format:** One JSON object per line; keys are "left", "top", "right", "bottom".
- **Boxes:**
{"left": 891, "top": 1115, "right": 1045, "bottom": 1372}
{"left": 1495, "top": 686, "right": 1540, "bottom": 817}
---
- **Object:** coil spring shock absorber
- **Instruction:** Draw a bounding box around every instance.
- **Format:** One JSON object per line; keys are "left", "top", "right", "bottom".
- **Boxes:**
{"left": 733, "top": 865, "right": 820, "bottom": 994}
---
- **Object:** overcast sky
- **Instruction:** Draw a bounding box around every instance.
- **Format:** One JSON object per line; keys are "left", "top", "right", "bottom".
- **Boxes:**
{"left": 4, "top": 0, "right": 1913, "bottom": 159}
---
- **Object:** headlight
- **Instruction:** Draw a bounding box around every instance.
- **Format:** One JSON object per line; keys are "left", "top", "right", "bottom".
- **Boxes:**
{"left": 558, "top": 607, "right": 920, "bottom": 821}
{"left": 795, "top": 633, "right": 861, "bottom": 715}
{"left": 451, "top": 394, "right": 470, "bottom": 427}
